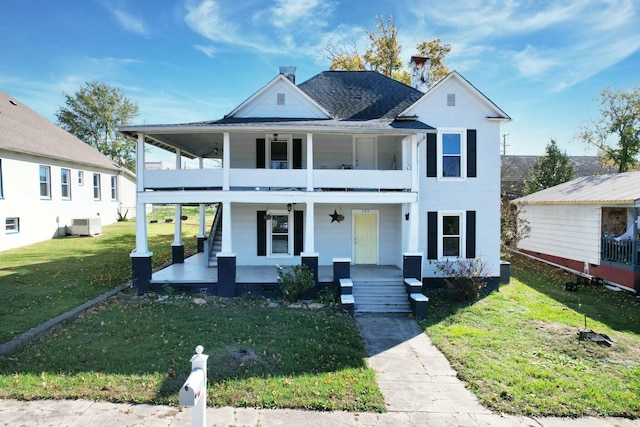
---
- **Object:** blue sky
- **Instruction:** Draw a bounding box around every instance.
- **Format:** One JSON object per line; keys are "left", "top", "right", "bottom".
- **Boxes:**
{"left": 2, "top": 0, "right": 639, "bottom": 159}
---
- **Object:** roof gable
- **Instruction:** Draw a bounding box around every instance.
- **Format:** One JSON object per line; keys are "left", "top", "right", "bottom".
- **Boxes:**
{"left": 402, "top": 71, "right": 510, "bottom": 121}
{"left": 227, "top": 74, "right": 330, "bottom": 119}
{"left": 0, "top": 90, "right": 126, "bottom": 172}
{"left": 298, "top": 71, "right": 424, "bottom": 120}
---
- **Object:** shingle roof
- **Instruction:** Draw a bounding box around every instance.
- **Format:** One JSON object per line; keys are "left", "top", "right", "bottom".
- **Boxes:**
{"left": 298, "top": 71, "right": 424, "bottom": 120}
{"left": 0, "top": 90, "right": 124, "bottom": 171}
{"left": 513, "top": 171, "right": 640, "bottom": 205}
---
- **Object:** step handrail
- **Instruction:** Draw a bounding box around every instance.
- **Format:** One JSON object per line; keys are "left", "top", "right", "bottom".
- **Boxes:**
{"left": 204, "top": 203, "right": 222, "bottom": 266}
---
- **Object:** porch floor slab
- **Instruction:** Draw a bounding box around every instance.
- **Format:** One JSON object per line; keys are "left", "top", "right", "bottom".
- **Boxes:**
{"left": 151, "top": 254, "right": 403, "bottom": 285}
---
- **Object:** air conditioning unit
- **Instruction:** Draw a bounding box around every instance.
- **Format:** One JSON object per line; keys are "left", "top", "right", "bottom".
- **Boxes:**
{"left": 70, "top": 218, "right": 102, "bottom": 236}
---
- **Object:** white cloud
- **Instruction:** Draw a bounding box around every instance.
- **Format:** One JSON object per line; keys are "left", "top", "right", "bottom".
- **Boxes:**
{"left": 269, "top": 0, "right": 335, "bottom": 29}
{"left": 112, "top": 8, "right": 149, "bottom": 36}
{"left": 194, "top": 44, "right": 217, "bottom": 58}
{"left": 513, "top": 45, "right": 558, "bottom": 79}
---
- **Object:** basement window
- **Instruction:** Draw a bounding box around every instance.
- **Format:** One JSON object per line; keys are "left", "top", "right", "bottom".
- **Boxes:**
{"left": 6, "top": 217, "right": 19, "bottom": 233}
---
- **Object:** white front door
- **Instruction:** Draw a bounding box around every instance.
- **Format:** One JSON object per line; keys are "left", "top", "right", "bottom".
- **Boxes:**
{"left": 354, "top": 137, "right": 377, "bottom": 169}
{"left": 353, "top": 210, "right": 378, "bottom": 264}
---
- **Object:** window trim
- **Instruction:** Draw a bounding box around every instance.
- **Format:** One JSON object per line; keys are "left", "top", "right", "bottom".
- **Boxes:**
{"left": 6, "top": 217, "right": 19, "bottom": 234}
{"left": 0, "top": 158, "right": 4, "bottom": 199}
{"left": 266, "top": 210, "right": 293, "bottom": 257}
{"left": 437, "top": 128, "right": 467, "bottom": 181}
{"left": 93, "top": 173, "right": 101, "bottom": 200}
{"left": 438, "top": 211, "right": 465, "bottom": 259}
{"left": 39, "top": 165, "right": 51, "bottom": 199}
{"left": 61, "top": 168, "right": 71, "bottom": 200}
{"left": 267, "top": 134, "right": 292, "bottom": 170}
{"left": 110, "top": 175, "right": 118, "bottom": 201}
{"left": 78, "top": 171, "right": 84, "bottom": 186}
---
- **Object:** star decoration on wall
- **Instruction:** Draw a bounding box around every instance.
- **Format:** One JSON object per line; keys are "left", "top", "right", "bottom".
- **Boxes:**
{"left": 329, "top": 210, "right": 344, "bottom": 223}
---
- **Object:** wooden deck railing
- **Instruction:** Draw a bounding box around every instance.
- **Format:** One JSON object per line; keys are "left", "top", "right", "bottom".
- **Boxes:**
{"left": 601, "top": 236, "right": 639, "bottom": 266}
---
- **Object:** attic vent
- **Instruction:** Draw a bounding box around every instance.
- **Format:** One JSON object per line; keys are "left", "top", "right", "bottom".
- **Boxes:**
{"left": 277, "top": 93, "right": 285, "bottom": 105}
{"left": 447, "top": 93, "right": 455, "bottom": 107}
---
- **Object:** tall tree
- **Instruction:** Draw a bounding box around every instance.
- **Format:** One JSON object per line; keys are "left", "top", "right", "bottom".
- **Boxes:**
{"left": 56, "top": 82, "right": 139, "bottom": 171}
{"left": 325, "top": 15, "right": 450, "bottom": 87}
{"left": 524, "top": 139, "right": 577, "bottom": 195}
{"left": 577, "top": 87, "right": 640, "bottom": 173}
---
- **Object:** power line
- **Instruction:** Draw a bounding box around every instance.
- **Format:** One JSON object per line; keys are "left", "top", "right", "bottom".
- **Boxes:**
{"left": 502, "top": 133, "right": 510, "bottom": 155}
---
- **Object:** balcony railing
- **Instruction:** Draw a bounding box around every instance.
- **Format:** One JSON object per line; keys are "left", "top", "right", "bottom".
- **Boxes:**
{"left": 601, "top": 236, "right": 639, "bottom": 266}
{"left": 144, "top": 168, "right": 412, "bottom": 191}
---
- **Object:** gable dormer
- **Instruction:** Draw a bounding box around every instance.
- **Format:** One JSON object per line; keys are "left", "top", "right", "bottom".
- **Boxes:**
{"left": 226, "top": 69, "right": 330, "bottom": 119}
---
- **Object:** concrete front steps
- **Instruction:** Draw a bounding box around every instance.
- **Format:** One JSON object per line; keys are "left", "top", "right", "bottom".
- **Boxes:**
{"left": 352, "top": 281, "right": 410, "bottom": 314}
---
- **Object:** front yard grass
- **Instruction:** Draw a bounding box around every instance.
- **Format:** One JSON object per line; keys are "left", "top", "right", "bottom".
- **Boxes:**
{"left": 0, "top": 215, "right": 200, "bottom": 344}
{"left": 420, "top": 253, "right": 640, "bottom": 418}
{"left": 0, "top": 293, "right": 384, "bottom": 411}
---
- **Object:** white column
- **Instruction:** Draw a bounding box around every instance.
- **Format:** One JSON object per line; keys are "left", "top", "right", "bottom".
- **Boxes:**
{"left": 306, "top": 133, "right": 314, "bottom": 191}
{"left": 223, "top": 132, "right": 230, "bottom": 191}
{"left": 302, "top": 201, "right": 316, "bottom": 254}
{"left": 173, "top": 149, "right": 183, "bottom": 246}
{"left": 402, "top": 136, "right": 409, "bottom": 171}
{"left": 198, "top": 157, "right": 206, "bottom": 238}
{"left": 133, "top": 201, "right": 151, "bottom": 255}
{"left": 408, "top": 201, "right": 420, "bottom": 252}
{"left": 219, "top": 201, "right": 233, "bottom": 254}
{"left": 136, "top": 133, "right": 145, "bottom": 192}
{"left": 410, "top": 134, "right": 419, "bottom": 192}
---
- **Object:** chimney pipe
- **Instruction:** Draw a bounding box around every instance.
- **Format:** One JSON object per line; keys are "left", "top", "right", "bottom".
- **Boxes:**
{"left": 279, "top": 66, "right": 297, "bottom": 84}
{"left": 410, "top": 56, "right": 430, "bottom": 92}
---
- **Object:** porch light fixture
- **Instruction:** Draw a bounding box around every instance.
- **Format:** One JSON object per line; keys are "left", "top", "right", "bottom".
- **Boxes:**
{"left": 287, "top": 203, "right": 292, "bottom": 212}
{"left": 405, "top": 212, "right": 410, "bottom": 221}
{"left": 273, "top": 133, "right": 278, "bottom": 140}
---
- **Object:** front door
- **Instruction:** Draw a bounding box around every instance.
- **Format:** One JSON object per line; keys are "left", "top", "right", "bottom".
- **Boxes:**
{"left": 353, "top": 210, "right": 378, "bottom": 264}
{"left": 354, "top": 138, "right": 377, "bottom": 169}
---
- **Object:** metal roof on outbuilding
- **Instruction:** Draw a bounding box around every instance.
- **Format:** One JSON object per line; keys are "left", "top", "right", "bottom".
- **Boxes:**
{"left": 513, "top": 171, "right": 640, "bottom": 206}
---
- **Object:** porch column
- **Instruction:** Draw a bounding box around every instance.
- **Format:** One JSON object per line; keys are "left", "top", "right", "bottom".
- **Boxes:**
{"left": 403, "top": 200, "right": 422, "bottom": 280}
{"left": 407, "top": 201, "right": 419, "bottom": 251}
{"left": 306, "top": 133, "right": 314, "bottom": 191}
{"left": 217, "top": 201, "right": 236, "bottom": 297}
{"left": 301, "top": 201, "right": 318, "bottom": 284}
{"left": 172, "top": 149, "right": 184, "bottom": 263}
{"left": 634, "top": 207, "right": 639, "bottom": 294}
{"left": 197, "top": 203, "right": 206, "bottom": 253}
{"left": 131, "top": 133, "right": 152, "bottom": 295}
{"left": 223, "top": 132, "right": 230, "bottom": 191}
{"left": 410, "top": 134, "right": 419, "bottom": 192}
{"left": 196, "top": 157, "right": 207, "bottom": 253}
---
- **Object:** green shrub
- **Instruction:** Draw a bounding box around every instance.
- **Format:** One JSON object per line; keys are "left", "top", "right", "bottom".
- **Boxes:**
{"left": 277, "top": 264, "right": 315, "bottom": 302}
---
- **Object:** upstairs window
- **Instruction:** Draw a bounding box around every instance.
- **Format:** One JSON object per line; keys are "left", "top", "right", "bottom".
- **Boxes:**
{"left": 93, "top": 173, "right": 101, "bottom": 200}
{"left": 441, "top": 133, "right": 462, "bottom": 178}
{"left": 39, "top": 165, "right": 51, "bottom": 198}
{"left": 110, "top": 175, "right": 118, "bottom": 201}
{"left": 427, "top": 129, "right": 477, "bottom": 179}
{"left": 270, "top": 138, "right": 289, "bottom": 169}
{"left": 61, "top": 169, "right": 71, "bottom": 199}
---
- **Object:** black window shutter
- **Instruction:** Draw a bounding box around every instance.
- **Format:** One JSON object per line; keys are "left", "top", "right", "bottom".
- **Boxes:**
{"left": 467, "top": 130, "right": 477, "bottom": 178}
{"left": 257, "top": 211, "right": 266, "bottom": 256}
{"left": 466, "top": 210, "right": 476, "bottom": 259}
{"left": 427, "top": 211, "right": 438, "bottom": 260}
{"left": 294, "top": 210, "right": 304, "bottom": 255}
{"left": 293, "top": 138, "right": 302, "bottom": 169}
{"left": 256, "top": 138, "right": 266, "bottom": 169}
{"left": 426, "top": 133, "right": 437, "bottom": 177}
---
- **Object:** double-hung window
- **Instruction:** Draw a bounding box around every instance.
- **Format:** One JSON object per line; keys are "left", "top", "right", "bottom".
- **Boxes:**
{"left": 61, "top": 169, "right": 71, "bottom": 199}
{"left": 39, "top": 165, "right": 51, "bottom": 198}
{"left": 441, "top": 213, "right": 462, "bottom": 257}
{"left": 439, "top": 130, "right": 465, "bottom": 178}
{"left": 270, "top": 137, "right": 289, "bottom": 169}
{"left": 110, "top": 175, "right": 118, "bottom": 201}
{"left": 93, "top": 173, "right": 101, "bottom": 200}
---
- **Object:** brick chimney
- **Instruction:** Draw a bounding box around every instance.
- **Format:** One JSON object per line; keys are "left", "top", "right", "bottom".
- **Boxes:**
{"left": 410, "top": 56, "right": 430, "bottom": 92}
{"left": 279, "top": 66, "right": 296, "bottom": 84}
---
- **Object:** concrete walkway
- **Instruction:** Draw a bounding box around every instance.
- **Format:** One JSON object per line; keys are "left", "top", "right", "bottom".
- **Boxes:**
{"left": 1, "top": 315, "right": 639, "bottom": 426}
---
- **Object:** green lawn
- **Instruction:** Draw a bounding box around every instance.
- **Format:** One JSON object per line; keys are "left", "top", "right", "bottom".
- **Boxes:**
{"left": 0, "top": 212, "right": 201, "bottom": 344}
{"left": 420, "top": 253, "right": 640, "bottom": 418}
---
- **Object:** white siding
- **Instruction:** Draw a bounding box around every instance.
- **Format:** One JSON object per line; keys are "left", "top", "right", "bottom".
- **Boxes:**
{"left": 233, "top": 81, "right": 326, "bottom": 119}
{"left": 412, "top": 77, "right": 503, "bottom": 277}
{"left": 517, "top": 204, "right": 602, "bottom": 265}
{"left": 0, "top": 151, "right": 136, "bottom": 252}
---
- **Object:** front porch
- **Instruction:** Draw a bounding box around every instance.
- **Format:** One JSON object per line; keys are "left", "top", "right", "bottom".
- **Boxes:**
{"left": 150, "top": 252, "right": 403, "bottom": 290}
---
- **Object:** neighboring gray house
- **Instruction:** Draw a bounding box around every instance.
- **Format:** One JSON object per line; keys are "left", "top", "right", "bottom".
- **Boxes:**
{"left": 514, "top": 171, "right": 640, "bottom": 293}
{"left": 0, "top": 90, "right": 136, "bottom": 252}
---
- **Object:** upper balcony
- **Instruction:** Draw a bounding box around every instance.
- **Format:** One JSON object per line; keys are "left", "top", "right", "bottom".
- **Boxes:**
{"left": 142, "top": 132, "right": 417, "bottom": 193}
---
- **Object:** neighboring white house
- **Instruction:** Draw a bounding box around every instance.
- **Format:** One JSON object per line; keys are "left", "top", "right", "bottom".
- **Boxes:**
{"left": 119, "top": 60, "right": 510, "bottom": 298}
{"left": 0, "top": 89, "right": 136, "bottom": 252}
{"left": 513, "top": 172, "right": 640, "bottom": 293}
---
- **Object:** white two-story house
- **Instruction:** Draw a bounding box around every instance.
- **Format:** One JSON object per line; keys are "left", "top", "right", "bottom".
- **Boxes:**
{"left": 119, "top": 59, "right": 510, "bottom": 304}
{"left": 0, "top": 90, "right": 136, "bottom": 252}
